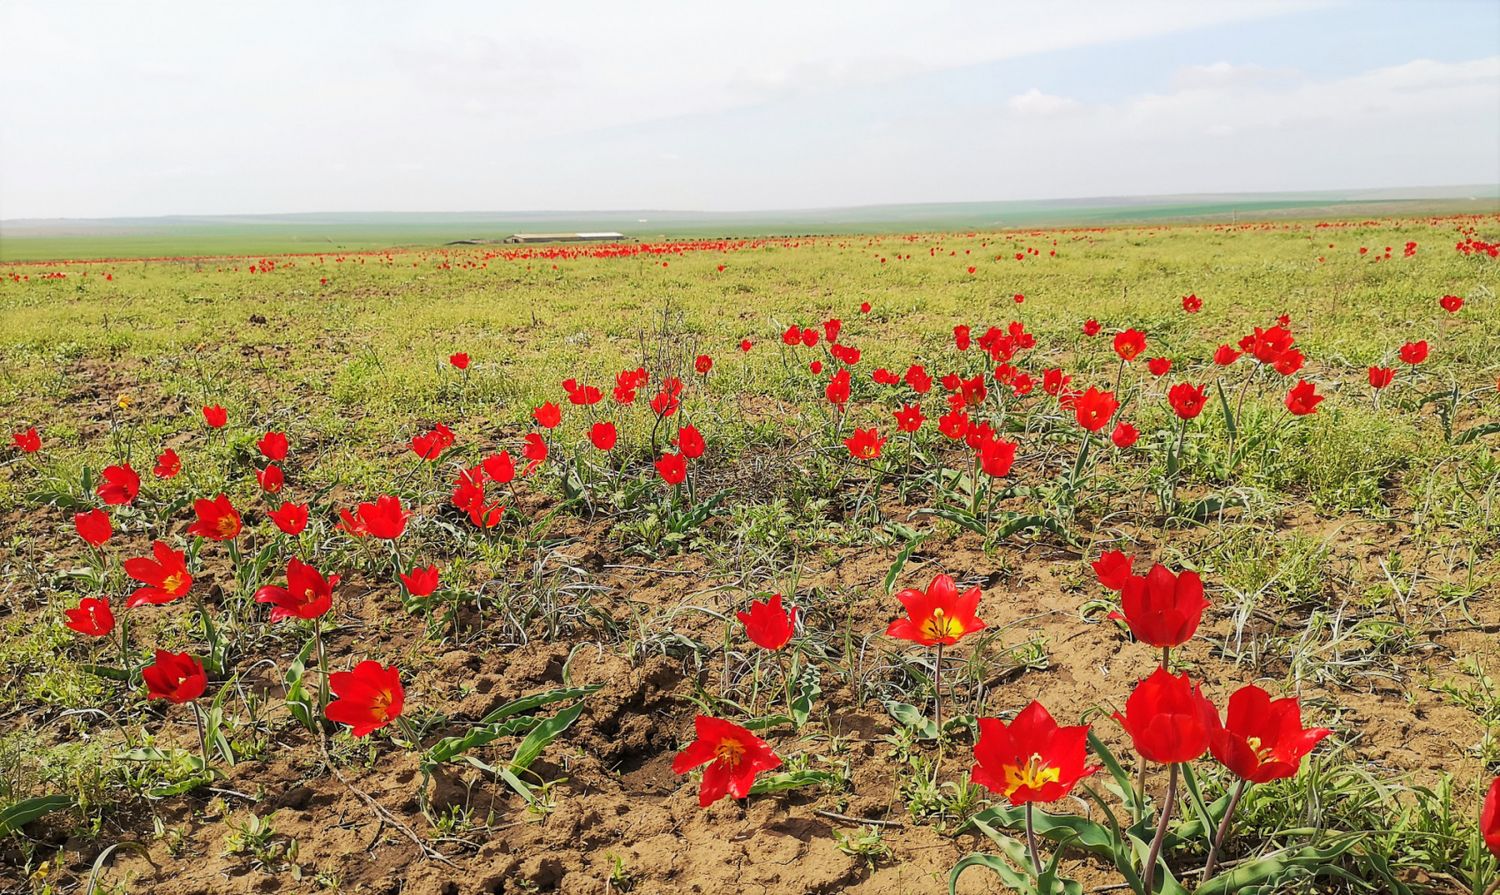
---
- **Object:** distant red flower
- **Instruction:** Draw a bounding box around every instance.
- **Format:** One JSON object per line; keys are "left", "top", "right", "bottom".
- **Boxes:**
{"left": 143, "top": 650, "right": 207, "bottom": 703}
{"left": 1092, "top": 550, "right": 1133, "bottom": 591}
{"left": 74, "top": 508, "right": 113, "bottom": 547}
{"left": 677, "top": 424, "right": 706, "bottom": 459}
{"left": 1147, "top": 357, "right": 1172, "bottom": 377}
{"left": 1120, "top": 563, "right": 1210, "bottom": 647}
{"left": 257, "top": 431, "right": 288, "bottom": 461}
{"left": 1398, "top": 340, "right": 1429, "bottom": 365}
{"left": 1167, "top": 382, "right": 1208, "bottom": 420}
{"left": 1438, "top": 294, "right": 1463, "bottom": 313}
{"left": 154, "top": 449, "right": 181, "bottom": 479}
{"left": 904, "top": 364, "right": 932, "bottom": 393}
{"left": 938, "top": 408, "right": 969, "bottom": 440}
{"left": 1285, "top": 380, "right": 1323, "bottom": 416}
{"left": 589, "top": 421, "right": 618, "bottom": 451}
{"left": 97, "top": 464, "right": 141, "bottom": 505}
{"left": 449, "top": 352, "right": 470, "bottom": 369}
{"left": 781, "top": 325, "right": 800, "bottom": 346}
{"left": 522, "top": 433, "right": 548, "bottom": 474}
{"left": 268, "top": 501, "right": 309, "bottom": 535}
{"left": 739, "top": 339, "right": 753, "bottom": 352}
{"left": 954, "top": 325, "right": 971, "bottom": 351}
{"left": 1272, "top": 348, "right": 1305, "bottom": 376}
{"left": 1082, "top": 319, "right": 1101, "bottom": 337}
{"left": 1484, "top": 777, "right": 1500, "bottom": 858}
{"left": 256, "top": 464, "right": 284, "bottom": 493}
{"left": 410, "top": 423, "right": 455, "bottom": 460}
{"left": 824, "top": 318, "right": 842, "bottom": 344}
{"left": 971, "top": 701, "right": 1099, "bottom": 805}
{"left": 1073, "top": 387, "right": 1119, "bottom": 432}
{"left": 11, "top": 427, "right": 40, "bottom": 453}
{"left": 1111, "top": 421, "right": 1138, "bottom": 448}
{"left": 1209, "top": 685, "right": 1330, "bottom": 783}
{"left": 825, "top": 368, "right": 851, "bottom": 407}
{"left": 326, "top": 661, "right": 404, "bottom": 737}
{"left": 894, "top": 404, "right": 924, "bottom": 433}
{"left": 801, "top": 327, "right": 819, "bottom": 347}
{"left": 1113, "top": 667, "right": 1217, "bottom": 764}
{"left": 1113, "top": 329, "right": 1147, "bottom": 361}
{"left": 844, "top": 427, "right": 885, "bottom": 460}
{"left": 1181, "top": 293, "right": 1202, "bottom": 313}
{"left": 1213, "top": 344, "right": 1241, "bottom": 366}
{"left": 737, "top": 593, "right": 798, "bottom": 651}
{"left": 202, "top": 405, "right": 228, "bottom": 428}
{"left": 533, "top": 402, "right": 562, "bottom": 429}
{"left": 886, "top": 573, "right": 985, "bottom": 647}
{"left": 979, "top": 438, "right": 1016, "bottom": 477}
{"left": 65, "top": 596, "right": 115, "bottom": 637}
{"left": 1042, "top": 368, "right": 1071, "bottom": 396}
{"left": 673, "top": 715, "right": 781, "bottom": 807}
{"left": 399, "top": 564, "right": 441, "bottom": 597}
{"left": 255, "top": 557, "right": 338, "bottom": 622}
{"left": 187, "top": 495, "right": 242, "bottom": 541}
{"left": 484, "top": 451, "right": 516, "bottom": 484}
{"left": 125, "top": 541, "right": 193, "bottom": 607}
{"left": 354, "top": 495, "right": 408, "bottom": 539}
{"left": 656, "top": 452, "right": 687, "bottom": 485}
{"left": 808, "top": 360, "right": 823, "bottom": 375}
{"left": 860, "top": 301, "right": 872, "bottom": 313}
{"left": 1368, "top": 366, "right": 1395, "bottom": 389}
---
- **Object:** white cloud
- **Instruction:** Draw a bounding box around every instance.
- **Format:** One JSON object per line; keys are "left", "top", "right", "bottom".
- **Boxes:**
{"left": 1007, "top": 89, "right": 1082, "bottom": 118}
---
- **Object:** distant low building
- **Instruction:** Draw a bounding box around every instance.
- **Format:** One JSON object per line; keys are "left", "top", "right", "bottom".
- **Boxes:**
{"left": 503, "top": 232, "right": 627, "bottom": 244}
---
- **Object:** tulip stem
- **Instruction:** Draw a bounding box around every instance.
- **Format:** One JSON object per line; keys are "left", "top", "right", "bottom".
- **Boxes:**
{"left": 1142, "top": 762, "right": 1178, "bottom": 894}
{"left": 932, "top": 643, "right": 944, "bottom": 737}
{"left": 1025, "top": 802, "right": 1043, "bottom": 876}
{"left": 313, "top": 619, "right": 329, "bottom": 719}
{"left": 1201, "top": 777, "right": 1247, "bottom": 881}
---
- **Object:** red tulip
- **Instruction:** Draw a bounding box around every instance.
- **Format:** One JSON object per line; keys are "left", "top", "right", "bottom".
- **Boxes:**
{"left": 736, "top": 593, "right": 798, "bottom": 651}
{"left": 1092, "top": 550, "right": 1134, "bottom": 591}
{"left": 257, "top": 431, "right": 289, "bottom": 461}
{"left": 533, "top": 402, "right": 562, "bottom": 429}
{"left": 97, "top": 464, "right": 141, "bottom": 505}
{"left": 825, "top": 368, "right": 851, "bottom": 407}
{"left": 1213, "top": 344, "right": 1241, "bottom": 366}
{"left": 11, "top": 427, "right": 40, "bottom": 453}
{"left": 64, "top": 596, "right": 115, "bottom": 637}
{"left": 656, "top": 452, "right": 687, "bottom": 485}
{"left": 695, "top": 354, "right": 713, "bottom": 375}
{"left": 1111, "top": 421, "right": 1139, "bottom": 448}
{"left": 256, "top": 464, "right": 284, "bottom": 493}
{"left": 677, "top": 424, "right": 705, "bottom": 459}
{"left": 1182, "top": 293, "right": 1203, "bottom": 313}
{"left": 1147, "top": 357, "right": 1172, "bottom": 377}
{"left": 484, "top": 451, "right": 516, "bottom": 484}
{"left": 971, "top": 701, "right": 1099, "bottom": 805}
{"left": 1483, "top": 777, "right": 1500, "bottom": 857}
{"left": 1082, "top": 319, "right": 1101, "bottom": 337}
{"left": 1113, "top": 329, "right": 1147, "bottom": 361}
{"left": 1209, "top": 685, "right": 1330, "bottom": 783}
{"left": 1042, "top": 368, "right": 1071, "bottom": 396}
{"left": 154, "top": 449, "right": 181, "bottom": 479}
{"left": 739, "top": 339, "right": 753, "bottom": 352}
{"left": 143, "top": 650, "right": 207, "bottom": 703}
{"left": 954, "top": 325, "right": 971, "bottom": 351}
{"left": 255, "top": 557, "right": 338, "bottom": 622}
{"left": 904, "top": 364, "right": 932, "bottom": 393}
{"left": 1167, "top": 382, "right": 1208, "bottom": 420}
{"left": 268, "top": 501, "right": 309, "bottom": 535}
{"left": 326, "top": 660, "right": 404, "bottom": 737}
{"left": 410, "top": 423, "right": 455, "bottom": 461}
{"left": 449, "top": 352, "right": 470, "bottom": 369}
{"left": 1112, "top": 666, "right": 1217, "bottom": 763}
{"left": 400, "top": 564, "right": 441, "bottom": 597}
{"left": 1120, "top": 563, "right": 1210, "bottom": 647}
{"left": 1398, "top": 340, "right": 1429, "bottom": 365}
{"left": 860, "top": 301, "right": 872, "bottom": 313}
{"left": 1072, "top": 387, "right": 1119, "bottom": 432}
{"left": 589, "top": 421, "right": 618, "bottom": 451}
{"left": 673, "top": 715, "right": 782, "bottom": 807}
{"left": 522, "top": 433, "right": 548, "bottom": 474}
{"left": 1272, "top": 348, "right": 1305, "bottom": 376}
{"left": 187, "top": 494, "right": 242, "bottom": 541}
{"left": 1285, "top": 380, "right": 1323, "bottom": 416}
{"left": 202, "top": 405, "right": 228, "bottom": 428}
{"left": 74, "top": 509, "right": 112, "bottom": 547}
{"left": 843, "top": 427, "right": 885, "bottom": 460}
{"left": 978, "top": 438, "right": 1016, "bottom": 477}
{"left": 355, "top": 495, "right": 408, "bottom": 539}
{"left": 894, "top": 404, "right": 924, "bottom": 433}
{"left": 886, "top": 573, "right": 986, "bottom": 647}
{"left": 1368, "top": 366, "right": 1395, "bottom": 389}
{"left": 124, "top": 540, "right": 193, "bottom": 607}
{"left": 1438, "top": 294, "right": 1463, "bottom": 313}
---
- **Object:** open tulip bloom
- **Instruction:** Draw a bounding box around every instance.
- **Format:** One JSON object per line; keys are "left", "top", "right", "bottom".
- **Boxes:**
{"left": 888, "top": 573, "right": 985, "bottom": 732}
{"left": 673, "top": 714, "right": 782, "bottom": 808}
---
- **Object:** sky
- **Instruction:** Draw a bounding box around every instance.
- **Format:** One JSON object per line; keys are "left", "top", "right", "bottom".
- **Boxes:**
{"left": 1, "top": 0, "right": 1498, "bottom": 219}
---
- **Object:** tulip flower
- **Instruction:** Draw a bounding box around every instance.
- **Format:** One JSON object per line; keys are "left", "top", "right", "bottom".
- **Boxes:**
{"left": 1092, "top": 550, "right": 1134, "bottom": 591}
{"left": 1213, "top": 344, "right": 1241, "bottom": 366}
{"left": 1167, "top": 382, "right": 1207, "bottom": 420}
{"left": 410, "top": 423, "right": 455, "bottom": 461}
{"left": 1146, "top": 357, "right": 1172, "bottom": 377}
{"left": 97, "top": 464, "right": 141, "bottom": 505}
{"left": 449, "top": 352, "right": 470, "bottom": 369}
{"left": 400, "top": 564, "right": 441, "bottom": 598}
{"left": 1072, "top": 387, "right": 1118, "bottom": 432}
{"left": 187, "top": 495, "right": 242, "bottom": 541}
{"left": 695, "top": 354, "right": 713, "bottom": 375}
{"left": 1119, "top": 564, "right": 1210, "bottom": 649}
{"left": 355, "top": 495, "right": 408, "bottom": 540}
{"left": 904, "top": 364, "right": 932, "bottom": 393}
{"left": 1285, "top": 380, "right": 1323, "bottom": 416}
{"left": 978, "top": 438, "right": 1016, "bottom": 477}
{"left": 1202, "top": 685, "right": 1331, "bottom": 878}
{"left": 533, "top": 402, "right": 562, "bottom": 429}
{"left": 1082, "top": 319, "right": 1101, "bottom": 337}
{"left": 1182, "top": 293, "right": 1203, "bottom": 313}
{"left": 1399, "top": 340, "right": 1429, "bottom": 365}
{"left": 64, "top": 596, "right": 115, "bottom": 638}
{"left": 656, "top": 452, "right": 687, "bottom": 486}
{"left": 257, "top": 431, "right": 289, "bottom": 461}
{"left": 588, "top": 421, "right": 618, "bottom": 451}
{"left": 256, "top": 464, "right": 284, "bottom": 493}
{"left": 843, "top": 427, "right": 885, "bottom": 460}
{"left": 1368, "top": 366, "right": 1395, "bottom": 390}
{"left": 255, "top": 557, "right": 337, "bottom": 622}
{"left": 736, "top": 593, "right": 797, "bottom": 651}
{"left": 11, "top": 427, "right": 40, "bottom": 453}
{"left": 202, "top": 405, "right": 228, "bottom": 428}
{"left": 888, "top": 573, "right": 986, "bottom": 733}
{"left": 268, "top": 501, "right": 309, "bottom": 536}
{"left": 677, "top": 425, "right": 706, "bottom": 459}
{"left": 326, "top": 660, "right": 404, "bottom": 737}
{"left": 124, "top": 541, "right": 193, "bottom": 607}
{"left": 1111, "top": 421, "right": 1139, "bottom": 448}
{"left": 672, "top": 715, "right": 782, "bottom": 807}
{"left": 144, "top": 650, "right": 207, "bottom": 703}
{"left": 484, "top": 451, "right": 516, "bottom": 484}
{"left": 1439, "top": 294, "right": 1463, "bottom": 313}
{"left": 1113, "top": 329, "right": 1147, "bottom": 361}
{"left": 1483, "top": 777, "right": 1500, "bottom": 858}
{"left": 894, "top": 404, "right": 924, "bottom": 433}
{"left": 73, "top": 509, "right": 112, "bottom": 548}
{"left": 154, "top": 449, "right": 181, "bottom": 479}
{"left": 521, "top": 433, "right": 548, "bottom": 474}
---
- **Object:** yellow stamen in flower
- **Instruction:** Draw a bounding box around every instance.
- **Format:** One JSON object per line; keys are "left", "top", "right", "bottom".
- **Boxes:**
{"left": 161, "top": 573, "right": 184, "bottom": 593}
{"left": 1003, "top": 753, "right": 1062, "bottom": 796}
{"left": 1245, "top": 735, "right": 1274, "bottom": 763}
{"left": 920, "top": 607, "right": 965, "bottom": 641}
{"left": 714, "top": 736, "right": 746, "bottom": 768}
{"left": 370, "top": 688, "right": 394, "bottom": 722}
